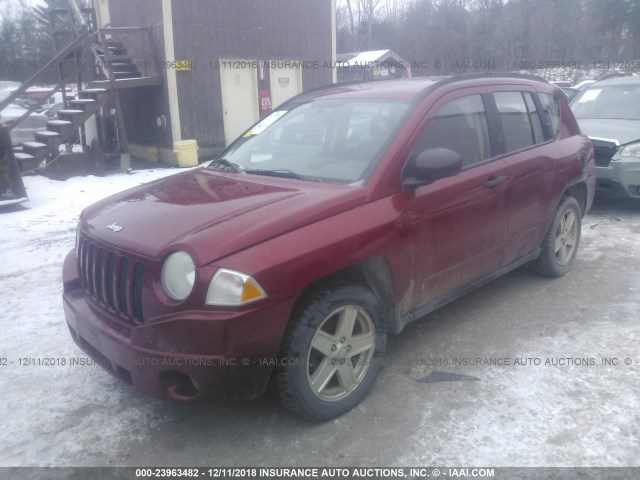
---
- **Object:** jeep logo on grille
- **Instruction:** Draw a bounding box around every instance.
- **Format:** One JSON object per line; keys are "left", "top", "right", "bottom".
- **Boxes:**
{"left": 107, "top": 223, "right": 123, "bottom": 233}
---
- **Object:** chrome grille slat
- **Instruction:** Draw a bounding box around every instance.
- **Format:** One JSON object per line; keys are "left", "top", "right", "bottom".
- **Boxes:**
{"left": 86, "top": 243, "right": 95, "bottom": 295}
{"left": 77, "top": 233, "right": 144, "bottom": 324}
{"left": 118, "top": 257, "right": 130, "bottom": 317}
{"left": 106, "top": 252, "right": 116, "bottom": 309}
{"left": 95, "top": 248, "right": 104, "bottom": 300}
{"left": 133, "top": 263, "right": 144, "bottom": 322}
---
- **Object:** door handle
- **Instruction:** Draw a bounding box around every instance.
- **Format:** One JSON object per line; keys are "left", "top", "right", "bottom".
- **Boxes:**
{"left": 483, "top": 176, "right": 506, "bottom": 189}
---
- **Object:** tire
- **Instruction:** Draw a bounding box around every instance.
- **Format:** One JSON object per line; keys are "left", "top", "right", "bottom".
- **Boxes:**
{"left": 275, "top": 283, "right": 387, "bottom": 421}
{"left": 533, "top": 196, "right": 582, "bottom": 277}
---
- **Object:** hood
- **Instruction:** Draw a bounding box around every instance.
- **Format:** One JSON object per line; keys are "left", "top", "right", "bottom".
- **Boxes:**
{"left": 576, "top": 118, "right": 640, "bottom": 145}
{"left": 81, "top": 169, "right": 367, "bottom": 265}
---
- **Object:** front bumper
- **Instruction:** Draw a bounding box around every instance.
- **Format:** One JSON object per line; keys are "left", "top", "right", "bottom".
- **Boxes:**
{"left": 62, "top": 250, "right": 293, "bottom": 401}
{"left": 595, "top": 158, "right": 640, "bottom": 199}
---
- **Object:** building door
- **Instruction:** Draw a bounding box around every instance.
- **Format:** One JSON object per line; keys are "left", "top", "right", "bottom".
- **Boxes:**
{"left": 220, "top": 60, "right": 259, "bottom": 145}
{"left": 269, "top": 64, "right": 303, "bottom": 110}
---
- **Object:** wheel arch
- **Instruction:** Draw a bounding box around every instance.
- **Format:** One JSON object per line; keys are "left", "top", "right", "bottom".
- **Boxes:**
{"left": 562, "top": 181, "right": 588, "bottom": 217}
{"left": 288, "top": 256, "right": 399, "bottom": 335}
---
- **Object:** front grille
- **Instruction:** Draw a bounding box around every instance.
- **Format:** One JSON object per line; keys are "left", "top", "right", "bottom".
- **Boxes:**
{"left": 591, "top": 139, "right": 619, "bottom": 167}
{"left": 78, "top": 233, "right": 145, "bottom": 324}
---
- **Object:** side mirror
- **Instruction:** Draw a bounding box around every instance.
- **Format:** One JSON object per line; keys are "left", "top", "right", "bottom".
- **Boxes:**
{"left": 402, "top": 148, "right": 462, "bottom": 191}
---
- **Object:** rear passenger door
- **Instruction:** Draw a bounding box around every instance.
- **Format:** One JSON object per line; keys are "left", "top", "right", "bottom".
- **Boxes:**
{"left": 488, "top": 90, "right": 558, "bottom": 263}
{"left": 401, "top": 91, "right": 509, "bottom": 308}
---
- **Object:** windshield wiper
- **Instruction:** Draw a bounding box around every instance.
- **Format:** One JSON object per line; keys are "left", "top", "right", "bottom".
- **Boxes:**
{"left": 208, "top": 158, "right": 244, "bottom": 173}
{"left": 244, "top": 168, "right": 319, "bottom": 181}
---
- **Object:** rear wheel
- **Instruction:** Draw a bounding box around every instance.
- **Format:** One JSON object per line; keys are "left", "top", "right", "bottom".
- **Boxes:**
{"left": 533, "top": 196, "right": 582, "bottom": 277}
{"left": 275, "top": 284, "right": 386, "bottom": 420}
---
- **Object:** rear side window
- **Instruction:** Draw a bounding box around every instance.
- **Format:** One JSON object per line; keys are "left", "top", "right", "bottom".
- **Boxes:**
{"left": 523, "top": 92, "right": 545, "bottom": 143}
{"left": 493, "top": 92, "right": 538, "bottom": 152}
{"left": 538, "top": 93, "right": 560, "bottom": 138}
{"left": 414, "top": 94, "right": 492, "bottom": 168}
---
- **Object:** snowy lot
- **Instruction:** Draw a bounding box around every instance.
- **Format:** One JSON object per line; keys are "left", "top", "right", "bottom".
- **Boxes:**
{"left": 0, "top": 170, "right": 639, "bottom": 468}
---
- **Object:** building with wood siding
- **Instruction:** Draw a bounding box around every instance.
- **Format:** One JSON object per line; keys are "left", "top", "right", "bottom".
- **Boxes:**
{"left": 94, "top": 0, "right": 337, "bottom": 163}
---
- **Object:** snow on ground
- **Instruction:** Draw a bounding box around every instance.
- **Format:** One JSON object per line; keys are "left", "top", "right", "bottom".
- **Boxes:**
{"left": 0, "top": 168, "right": 182, "bottom": 467}
{"left": 0, "top": 170, "right": 639, "bottom": 468}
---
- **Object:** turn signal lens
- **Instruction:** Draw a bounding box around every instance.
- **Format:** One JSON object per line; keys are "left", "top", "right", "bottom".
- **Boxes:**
{"left": 206, "top": 268, "right": 267, "bottom": 306}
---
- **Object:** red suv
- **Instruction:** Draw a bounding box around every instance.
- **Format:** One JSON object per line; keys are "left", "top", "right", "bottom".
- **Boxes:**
{"left": 63, "top": 75, "right": 595, "bottom": 420}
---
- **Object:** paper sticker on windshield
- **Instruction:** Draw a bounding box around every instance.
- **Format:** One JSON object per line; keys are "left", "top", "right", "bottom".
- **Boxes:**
{"left": 578, "top": 89, "right": 601, "bottom": 103}
{"left": 243, "top": 110, "right": 288, "bottom": 137}
{"left": 250, "top": 153, "right": 272, "bottom": 163}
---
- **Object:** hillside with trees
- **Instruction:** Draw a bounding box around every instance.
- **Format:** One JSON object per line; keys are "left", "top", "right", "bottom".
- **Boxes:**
{"left": 1, "top": 0, "right": 638, "bottom": 82}
{"left": 337, "top": 0, "right": 640, "bottom": 76}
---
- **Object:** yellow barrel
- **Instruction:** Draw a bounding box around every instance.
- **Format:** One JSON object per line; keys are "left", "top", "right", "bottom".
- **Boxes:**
{"left": 173, "top": 140, "right": 199, "bottom": 167}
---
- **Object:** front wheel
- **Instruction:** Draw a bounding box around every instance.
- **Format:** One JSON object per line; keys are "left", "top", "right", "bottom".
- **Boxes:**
{"left": 275, "top": 284, "right": 386, "bottom": 420}
{"left": 533, "top": 196, "right": 582, "bottom": 277}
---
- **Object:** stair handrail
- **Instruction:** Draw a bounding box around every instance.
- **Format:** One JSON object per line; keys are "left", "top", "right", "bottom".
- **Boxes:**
{"left": 0, "top": 33, "right": 88, "bottom": 113}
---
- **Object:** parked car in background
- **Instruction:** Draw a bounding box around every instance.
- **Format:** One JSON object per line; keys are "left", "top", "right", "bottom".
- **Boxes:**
{"left": 40, "top": 90, "right": 74, "bottom": 108}
{"left": 574, "top": 79, "right": 597, "bottom": 90}
{"left": 571, "top": 76, "right": 640, "bottom": 198}
{"left": 551, "top": 80, "right": 573, "bottom": 88}
{"left": 44, "top": 102, "right": 65, "bottom": 119}
{"left": 561, "top": 87, "right": 580, "bottom": 103}
{"left": 63, "top": 74, "right": 595, "bottom": 420}
{"left": 0, "top": 103, "right": 48, "bottom": 145}
{"left": 0, "top": 86, "right": 18, "bottom": 103}
{"left": 0, "top": 80, "right": 20, "bottom": 90}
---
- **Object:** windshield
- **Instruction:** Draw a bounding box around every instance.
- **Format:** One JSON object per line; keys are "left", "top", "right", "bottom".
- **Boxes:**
{"left": 214, "top": 99, "right": 410, "bottom": 184}
{"left": 571, "top": 83, "right": 640, "bottom": 120}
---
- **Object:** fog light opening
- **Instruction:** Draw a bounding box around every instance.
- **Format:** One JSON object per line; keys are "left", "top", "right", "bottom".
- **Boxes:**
{"left": 158, "top": 371, "right": 200, "bottom": 400}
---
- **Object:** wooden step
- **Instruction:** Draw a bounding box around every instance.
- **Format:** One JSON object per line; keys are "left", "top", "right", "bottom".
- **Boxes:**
{"left": 14, "top": 152, "right": 33, "bottom": 161}
{"left": 13, "top": 152, "right": 39, "bottom": 174}
{"left": 113, "top": 71, "right": 141, "bottom": 79}
{"left": 47, "top": 119, "right": 76, "bottom": 139}
{"left": 87, "top": 76, "right": 163, "bottom": 89}
{"left": 96, "top": 45, "right": 127, "bottom": 56}
{"left": 35, "top": 131, "right": 61, "bottom": 148}
{"left": 110, "top": 62, "right": 139, "bottom": 72}
{"left": 79, "top": 88, "right": 109, "bottom": 101}
{"left": 68, "top": 98, "right": 99, "bottom": 115}
{"left": 21, "top": 142, "right": 50, "bottom": 162}
{"left": 57, "top": 109, "right": 86, "bottom": 124}
{"left": 98, "top": 54, "right": 133, "bottom": 62}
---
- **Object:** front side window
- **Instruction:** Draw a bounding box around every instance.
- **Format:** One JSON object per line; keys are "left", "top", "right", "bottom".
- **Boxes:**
{"left": 413, "top": 94, "right": 492, "bottom": 168}
{"left": 218, "top": 99, "right": 409, "bottom": 184}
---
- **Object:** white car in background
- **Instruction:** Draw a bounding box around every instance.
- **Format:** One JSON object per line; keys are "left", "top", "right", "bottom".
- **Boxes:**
{"left": 1, "top": 103, "right": 48, "bottom": 145}
{"left": 574, "top": 80, "right": 597, "bottom": 90}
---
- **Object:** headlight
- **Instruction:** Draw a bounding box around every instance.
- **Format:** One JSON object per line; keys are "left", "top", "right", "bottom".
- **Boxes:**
{"left": 619, "top": 142, "right": 640, "bottom": 158}
{"left": 206, "top": 268, "right": 267, "bottom": 306}
{"left": 161, "top": 251, "right": 196, "bottom": 301}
